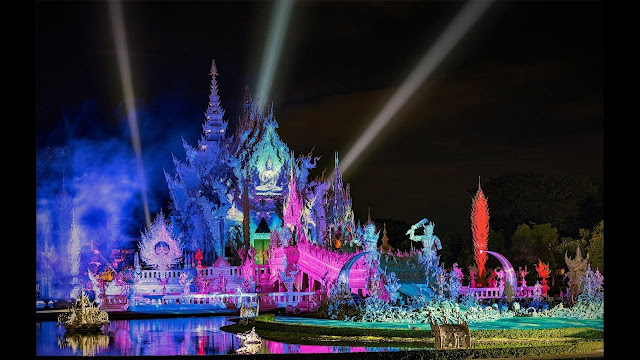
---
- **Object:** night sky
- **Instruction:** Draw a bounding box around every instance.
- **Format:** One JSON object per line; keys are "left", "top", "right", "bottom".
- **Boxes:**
{"left": 36, "top": 1, "right": 603, "bottom": 236}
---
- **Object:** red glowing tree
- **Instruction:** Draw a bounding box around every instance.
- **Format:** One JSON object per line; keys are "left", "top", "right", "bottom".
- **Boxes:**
{"left": 195, "top": 248, "right": 203, "bottom": 268}
{"left": 535, "top": 259, "right": 551, "bottom": 295}
{"left": 471, "top": 177, "right": 489, "bottom": 278}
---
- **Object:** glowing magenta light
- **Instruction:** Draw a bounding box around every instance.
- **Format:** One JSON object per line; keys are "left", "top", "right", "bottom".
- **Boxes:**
{"left": 484, "top": 251, "right": 517, "bottom": 291}
{"left": 340, "top": 0, "right": 494, "bottom": 176}
{"left": 108, "top": 0, "right": 151, "bottom": 228}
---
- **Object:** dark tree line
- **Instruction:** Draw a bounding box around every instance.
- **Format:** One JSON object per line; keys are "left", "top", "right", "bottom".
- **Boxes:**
{"left": 475, "top": 171, "right": 602, "bottom": 240}
{"left": 373, "top": 171, "right": 603, "bottom": 276}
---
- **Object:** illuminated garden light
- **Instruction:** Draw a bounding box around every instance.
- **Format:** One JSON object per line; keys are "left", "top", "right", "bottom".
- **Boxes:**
{"left": 340, "top": 0, "right": 494, "bottom": 176}
{"left": 256, "top": 0, "right": 294, "bottom": 112}
{"left": 108, "top": 0, "right": 151, "bottom": 228}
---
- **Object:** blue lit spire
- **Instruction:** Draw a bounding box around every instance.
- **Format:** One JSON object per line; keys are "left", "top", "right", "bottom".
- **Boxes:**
{"left": 199, "top": 59, "right": 228, "bottom": 150}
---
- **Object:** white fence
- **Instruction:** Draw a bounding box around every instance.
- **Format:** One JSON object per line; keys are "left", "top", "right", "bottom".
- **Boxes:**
{"left": 459, "top": 286, "right": 538, "bottom": 299}
{"left": 130, "top": 291, "right": 317, "bottom": 310}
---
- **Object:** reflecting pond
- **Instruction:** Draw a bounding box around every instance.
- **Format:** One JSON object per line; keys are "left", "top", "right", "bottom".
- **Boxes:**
{"left": 36, "top": 316, "right": 412, "bottom": 356}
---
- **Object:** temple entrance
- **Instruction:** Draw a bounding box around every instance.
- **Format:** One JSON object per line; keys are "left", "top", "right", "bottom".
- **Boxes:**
{"left": 302, "top": 273, "right": 309, "bottom": 291}
{"left": 253, "top": 218, "right": 271, "bottom": 265}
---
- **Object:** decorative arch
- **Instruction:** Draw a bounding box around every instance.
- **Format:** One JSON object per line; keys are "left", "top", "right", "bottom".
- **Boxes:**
{"left": 337, "top": 252, "right": 373, "bottom": 294}
{"left": 484, "top": 251, "right": 517, "bottom": 290}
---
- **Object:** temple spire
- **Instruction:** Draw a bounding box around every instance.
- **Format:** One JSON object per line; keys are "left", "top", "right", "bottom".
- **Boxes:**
{"left": 200, "top": 59, "right": 227, "bottom": 149}
{"left": 243, "top": 85, "right": 252, "bottom": 107}
{"left": 380, "top": 222, "right": 394, "bottom": 253}
{"left": 210, "top": 59, "right": 218, "bottom": 76}
{"left": 207, "top": 59, "right": 222, "bottom": 111}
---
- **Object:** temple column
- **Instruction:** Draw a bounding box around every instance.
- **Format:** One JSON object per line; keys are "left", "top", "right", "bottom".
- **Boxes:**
{"left": 243, "top": 170, "right": 251, "bottom": 249}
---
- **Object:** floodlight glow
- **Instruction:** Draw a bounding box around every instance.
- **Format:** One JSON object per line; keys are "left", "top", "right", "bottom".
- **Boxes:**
{"left": 340, "top": 0, "right": 494, "bottom": 176}
{"left": 256, "top": 0, "right": 294, "bottom": 112}
{"left": 108, "top": 0, "right": 151, "bottom": 229}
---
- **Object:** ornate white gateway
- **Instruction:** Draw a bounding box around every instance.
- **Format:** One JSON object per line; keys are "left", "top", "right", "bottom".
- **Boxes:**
{"left": 139, "top": 211, "right": 183, "bottom": 271}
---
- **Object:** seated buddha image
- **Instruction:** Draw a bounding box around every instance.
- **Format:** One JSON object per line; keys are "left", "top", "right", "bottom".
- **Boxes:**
{"left": 255, "top": 158, "right": 282, "bottom": 195}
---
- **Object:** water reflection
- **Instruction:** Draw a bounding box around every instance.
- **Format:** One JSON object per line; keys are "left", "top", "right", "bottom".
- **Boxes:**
{"left": 113, "top": 316, "right": 241, "bottom": 356}
{"left": 57, "top": 331, "right": 110, "bottom": 356}
{"left": 36, "top": 316, "right": 408, "bottom": 356}
{"left": 237, "top": 342, "right": 262, "bottom": 355}
{"left": 236, "top": 327, "right": 262, "bottom": 354}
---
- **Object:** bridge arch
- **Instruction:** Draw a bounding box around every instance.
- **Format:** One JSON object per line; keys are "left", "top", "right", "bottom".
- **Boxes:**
{"left": 337, "top": 251, "right": 373, "bottom": 294}
{"left": 484, "top": 251, "right": 517, "bottom": 290}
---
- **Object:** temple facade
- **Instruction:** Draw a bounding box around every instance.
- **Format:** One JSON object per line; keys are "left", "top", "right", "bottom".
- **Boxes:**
{"left": 164, "top": 60, "right": 357, "bottom": 267}
{"left": 115, "top": 60, "right": 380, "bottom": 311}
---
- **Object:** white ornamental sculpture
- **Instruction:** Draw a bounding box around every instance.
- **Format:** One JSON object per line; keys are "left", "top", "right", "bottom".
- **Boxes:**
{"left": 139, "top": 211, "right": 183, "bottom": 270}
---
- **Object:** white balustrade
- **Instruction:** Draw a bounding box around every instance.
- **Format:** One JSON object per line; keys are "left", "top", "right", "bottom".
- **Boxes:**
{"left": 459, "top": 285, "right": 538, "bottom": 299}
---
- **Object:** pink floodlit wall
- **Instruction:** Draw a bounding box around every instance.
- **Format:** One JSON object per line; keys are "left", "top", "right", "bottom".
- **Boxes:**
{"left": 295, "top": 239, "right": 370, "bottom": 295}
{"left": 283, "top": 169, "right": 303, "bottom": 234}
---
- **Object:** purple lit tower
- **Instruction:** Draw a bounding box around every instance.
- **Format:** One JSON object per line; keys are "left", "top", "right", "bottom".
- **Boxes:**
{"left": 164, "top": 60, "right": 235, "bottom": 265}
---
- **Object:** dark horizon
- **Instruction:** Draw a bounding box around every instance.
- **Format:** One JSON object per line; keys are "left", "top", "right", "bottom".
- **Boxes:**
{"left": 36, "top": 1, "right": 603, "bottom": 238}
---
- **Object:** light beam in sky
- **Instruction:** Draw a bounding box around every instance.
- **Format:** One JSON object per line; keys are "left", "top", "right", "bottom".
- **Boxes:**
{"left": 108, "top": 0, "right": 151, "bottom": 229}
{"left": 340, "top": 0, "right": 494, "bottom": 176}
{"left": 256, "top": 0, "right": 294, "bottom": 112}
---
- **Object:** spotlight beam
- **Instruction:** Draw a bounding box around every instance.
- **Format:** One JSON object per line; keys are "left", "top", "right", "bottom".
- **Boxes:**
{"left": 108, "top": 0, "right": 151, "bottom": 229}
{"left": 340, "top": 0, "right": 494, "bottom": 176}
{"left": 256, "top": 0, "right": 294, "bottom": 112}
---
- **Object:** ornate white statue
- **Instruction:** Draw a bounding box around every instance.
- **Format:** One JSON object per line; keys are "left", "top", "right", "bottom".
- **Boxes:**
{"left": 255, "top": 158, "right": 282, "bottom": 194}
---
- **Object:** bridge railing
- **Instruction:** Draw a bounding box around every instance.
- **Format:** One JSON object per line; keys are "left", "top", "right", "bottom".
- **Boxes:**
{"left": 130, "top": 291, "right": 320, "bottom": 310}
{"left": 459, "top": 286, "right": 538, "bottom": 299}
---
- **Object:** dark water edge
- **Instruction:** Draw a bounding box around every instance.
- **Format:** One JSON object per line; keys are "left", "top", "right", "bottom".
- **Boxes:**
{"left": 34, "top": 351, "right": 605, "bottom": 360}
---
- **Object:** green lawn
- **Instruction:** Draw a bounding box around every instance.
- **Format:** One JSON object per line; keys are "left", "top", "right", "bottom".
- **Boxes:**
{"left": 220, "top": 315, "right": 603, "bottom": 358}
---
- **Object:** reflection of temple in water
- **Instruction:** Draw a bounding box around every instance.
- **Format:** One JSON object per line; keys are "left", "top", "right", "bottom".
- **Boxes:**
{"left": 57, "top": 332, "right": 110, "bottom": 357}
{"left": 40, "top": 316, "right": 405, "bottom": 356}
{"left": 111, "top": 317, "right": 242, "bottom": 356}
